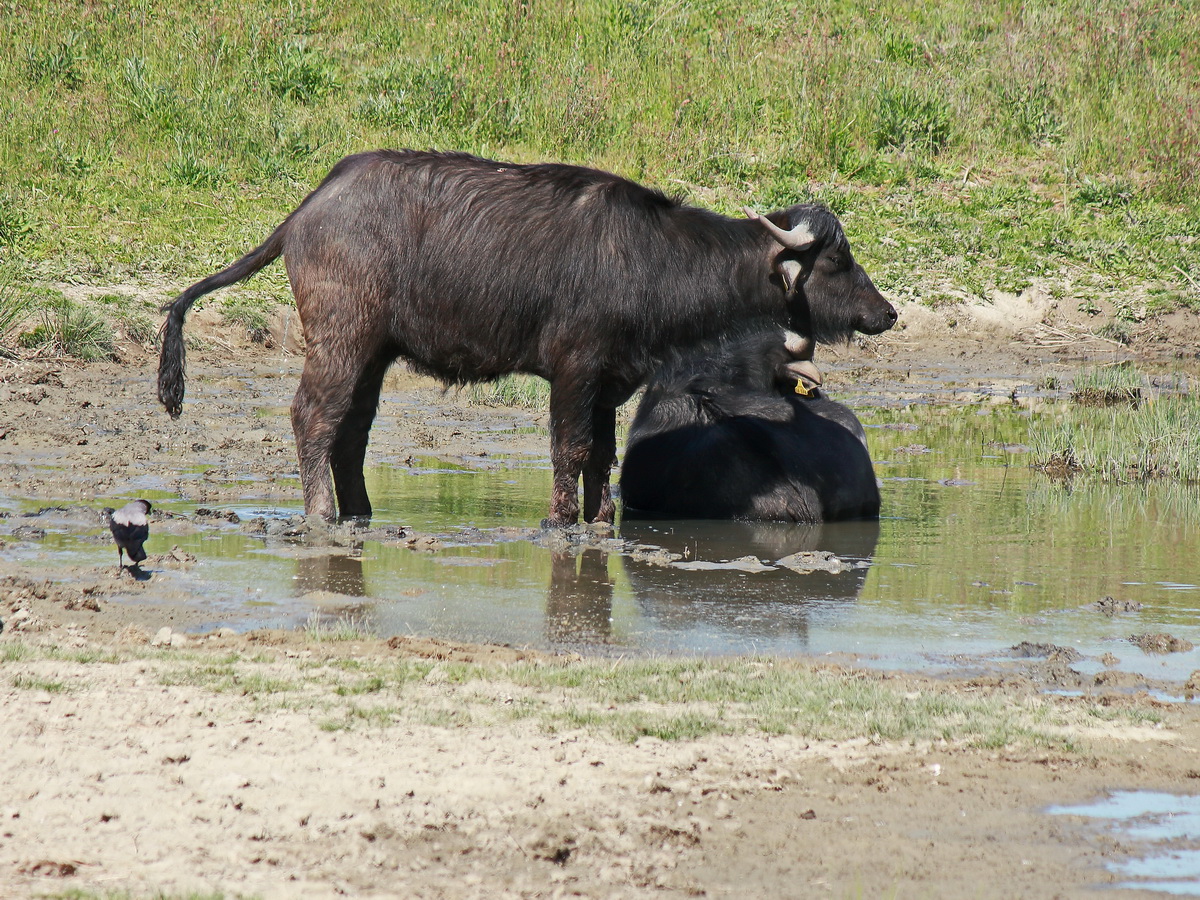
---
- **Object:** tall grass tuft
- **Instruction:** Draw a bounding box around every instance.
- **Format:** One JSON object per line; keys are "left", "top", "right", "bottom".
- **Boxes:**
{"left": 24, "top": 33, "right": 84, "bottom": 88}
{"left": 18, "top": 295, "right": 115, "bottom": 361}
{"left": 0, "top": 195, "right": 33, "bottom": 248}
{"left": 1031, "top": 385, "right": 1200, "bottom": 483}
{"left": 467, "top": 375, "right": 552, "bottom": 410}
{"left": 1070, "top": 364, "right": 1142, "bottom": 407}
{"left": 302, "top": 611, "right": 376, "bottom": 642}
{"left": 267, "top": 40, "right": 340, "bottom": 103}
{"left": 0, "top": 278, "right": 33, "bottom": 357}
{"left": 874, "top": 86, "right": 954, "bottom": 154}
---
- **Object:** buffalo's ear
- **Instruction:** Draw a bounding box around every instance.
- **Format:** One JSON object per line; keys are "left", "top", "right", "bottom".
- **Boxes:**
{"left": 776, "top": 256, "right": 804, "bottom": 293}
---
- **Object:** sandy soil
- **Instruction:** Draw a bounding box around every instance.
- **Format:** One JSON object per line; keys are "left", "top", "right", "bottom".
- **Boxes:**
{"left": 3, "top": 294, "right": 1200, "bottom": 899}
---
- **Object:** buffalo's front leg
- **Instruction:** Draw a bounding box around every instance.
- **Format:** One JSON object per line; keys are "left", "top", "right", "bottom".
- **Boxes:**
{"left": 582, "top": 405, "right": 617, "bottom": 524}
{"left": 545, "top": 377, "right": 595, "bottom": 527}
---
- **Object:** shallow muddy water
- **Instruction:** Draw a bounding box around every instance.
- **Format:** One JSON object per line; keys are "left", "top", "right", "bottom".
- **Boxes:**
{"left": 1049, "top": 791, "right": 1200, "bottom": 895}
{"left": 8, "top": 397, "right": 1200, "bottom": 691}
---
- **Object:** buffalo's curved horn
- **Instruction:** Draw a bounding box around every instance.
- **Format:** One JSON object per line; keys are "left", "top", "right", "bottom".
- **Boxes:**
{"left": 743, "top": 207, "right": 817, "bottom": 251}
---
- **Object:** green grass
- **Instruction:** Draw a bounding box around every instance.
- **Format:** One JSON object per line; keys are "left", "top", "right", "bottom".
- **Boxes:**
{"left": 3, "top": 639, "right": 1158, "bottom": 749}
{"left": 0, "top": 642, "right": 34, "bottom": 663}
{"left": 299, "top": 652, "right": 1155, "bottom": 748}
{"left": 16, "top": 291, "right": 115, "bottom": 360}
{"left": 301, "top": 611, "right": 376, "bottom": 642}
{"left": 0, "top": 273, "right": 33, "bottom": 356}
{"left": 466, "top": 374, "right": 552, "bottom": 410}
{"left": 1026, "top": 365, "right": 1200, "bottom": 481}
{"left": 11, "top": 672, "right": 71, "bottom": 693}
{"left": 1069, "top": 362, "right": 1143, "bottom": 406}
{"left": 0, "top": 0, "right": 1195, "bottom": 343}
{"left": 157, "top": 659, "right": 298, "bottom": 696}
{"left": 497, "top": 657, "right": 1103, "bottom": 746}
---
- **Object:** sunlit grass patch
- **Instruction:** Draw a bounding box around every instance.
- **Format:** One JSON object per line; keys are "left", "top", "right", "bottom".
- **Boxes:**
{"left": 0, "top": 641, "right": 34, "bottom": 664}
{"left": 1030, "top": 388, "right": 1200, "bottom": 482}
{"left": 334, "top": 674, "right": 386, "bottom": 696}
{"left": 218, "top": 294, "right": 276, "bottom": 343}
{"left": 345, "top": 702, "right": 401, "bottom": 728}
{"left": 50, "top": 647, "right": 125, "bottom": 665}
{"left": 554, "top": 707, "right": 723, "bottom": 742}
{"left": 1070, "top": 363, "right": 1142, "bottom": 407}
{"left": 492, "top": 658, "right": 1149, "bottom": 749}
{"left": 11, "top": 673, "right": 71, "bottom": 692}
{"left": 224, "top": 672, "right": 298, "bottom": 696}
{"left": 0, "top": 280, "right": 33, "bottom": 357}
{"left": 157, "top": 658, "right": 298, "bottom": 696}
{"left": 416, "top": 706, "right": 474, "bottom": 728}
{"left": 466, "top": 374, "right": 552, "bottom": 410}
{"left": 17, "top": 293, "right": 114, "bottom": 361}
{"left": 301, "top": 611, "right": 376, "bottom": 642}
{"left": 156, "top": 661, "right": 238, "bottom": 689}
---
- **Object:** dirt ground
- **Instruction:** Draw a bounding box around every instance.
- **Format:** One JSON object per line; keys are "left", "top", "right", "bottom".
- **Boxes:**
{"left": 3, "top": 293, "right": 1200, "bottom": 899}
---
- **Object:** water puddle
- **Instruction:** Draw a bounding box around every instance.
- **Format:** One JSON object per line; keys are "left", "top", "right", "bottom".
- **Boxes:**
{"left": 4, "top": 403, "right": 1200, "bottom": 688}
{"left": 1049, "top": 791, "right": 1200, "bottom": 894}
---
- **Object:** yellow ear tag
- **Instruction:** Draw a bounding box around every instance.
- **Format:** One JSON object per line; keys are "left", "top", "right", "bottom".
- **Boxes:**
{"left": 794, "top": 380, "right": 815, "bottom": 398}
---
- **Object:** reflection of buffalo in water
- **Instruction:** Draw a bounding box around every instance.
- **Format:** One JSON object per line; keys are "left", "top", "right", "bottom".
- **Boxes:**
{"left": 620, "top": 330, "right": 880, "bottom": 522}
{"left": 294, "top": 551, "right": 366, "bottom": 597}
{"left": 545, "top": 549, "right": 616, "bottom": 644}
{"left": 619, "top": 519, "right": 880, "bottom": 647}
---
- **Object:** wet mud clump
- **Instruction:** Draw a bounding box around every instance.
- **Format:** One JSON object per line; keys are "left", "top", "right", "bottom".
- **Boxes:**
{"left": 1130, "top": 632, "right": 1195, "bottom": 654}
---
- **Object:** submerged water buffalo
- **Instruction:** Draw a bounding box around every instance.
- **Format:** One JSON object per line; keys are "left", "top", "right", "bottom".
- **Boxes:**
{"left": 619, "top": 329, "right": 881, "bottom": 522}
{"left": 158, "top": 149, "right": 895, "bottom": 525}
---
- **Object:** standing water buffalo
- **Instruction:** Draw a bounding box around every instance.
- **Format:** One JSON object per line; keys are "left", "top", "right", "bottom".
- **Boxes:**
{"left": 619, "top": 329, "right": 881, "bottom": 522}
{"left": 158, "top": 150, "right": 895, "bottom": 525}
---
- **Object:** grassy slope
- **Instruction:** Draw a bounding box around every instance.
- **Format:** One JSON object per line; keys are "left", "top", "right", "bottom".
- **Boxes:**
{"left": 0, "top": 0, "right": 1197, "bottom": 330}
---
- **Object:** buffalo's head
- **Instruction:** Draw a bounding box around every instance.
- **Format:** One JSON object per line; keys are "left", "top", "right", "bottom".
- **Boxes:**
{"left": 745, "top": 204, "right": 897, "bottom": 342}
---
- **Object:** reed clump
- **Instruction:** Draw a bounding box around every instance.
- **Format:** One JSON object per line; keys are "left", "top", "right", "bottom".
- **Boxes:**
{"left": 1031, "top": 370, "right": 1200, "bottom": 482}
{"left": 1069, "top": 364, "right": 1143, "bottom": 408}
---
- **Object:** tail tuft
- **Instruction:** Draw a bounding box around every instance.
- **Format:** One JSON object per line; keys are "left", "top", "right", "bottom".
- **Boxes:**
{"left": 157, "top": 305, "right": 188, "bottom": 418}
{"left": 155, "top": 212, "right": 288, "bottom": 418}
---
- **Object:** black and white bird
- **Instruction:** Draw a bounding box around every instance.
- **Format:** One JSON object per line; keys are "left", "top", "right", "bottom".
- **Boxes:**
{"left": 101, "top": 499, "right": 152, "bottom": 570}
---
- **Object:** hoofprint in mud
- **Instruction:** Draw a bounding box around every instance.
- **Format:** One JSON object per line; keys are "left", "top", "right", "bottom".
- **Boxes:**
{"left": 3, "top": 307, "right": 1200, "bottom": 897}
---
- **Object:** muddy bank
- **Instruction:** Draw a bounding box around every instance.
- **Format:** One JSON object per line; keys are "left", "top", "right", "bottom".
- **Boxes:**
{"left": 3, "top": 591, "right": 1200, "bottom": 899}
{"left": 4, "top": 305, "right": 1200, "bottom": 897}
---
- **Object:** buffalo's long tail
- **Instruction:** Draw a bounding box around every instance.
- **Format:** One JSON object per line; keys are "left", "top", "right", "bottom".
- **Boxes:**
{"left": 157, "top": 223, "right": 288, "bottom": 418}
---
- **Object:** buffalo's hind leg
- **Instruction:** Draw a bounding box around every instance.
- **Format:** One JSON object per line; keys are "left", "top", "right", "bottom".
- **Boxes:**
{"left": 291, "top": 342, "right": 379, "bottom": 522}
{"left": 330, "top": 355, "right": 393, "bottom": 521}
{"left": 582, "top": 405, "right": 617, "bottom": 524}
